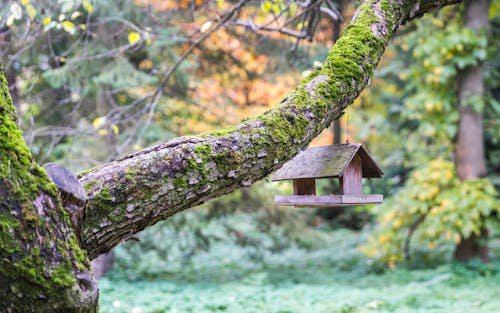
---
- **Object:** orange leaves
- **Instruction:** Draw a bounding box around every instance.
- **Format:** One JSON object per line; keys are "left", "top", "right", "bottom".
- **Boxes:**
{"left": 134, "top": 0, "right": 206, "bottom": 11}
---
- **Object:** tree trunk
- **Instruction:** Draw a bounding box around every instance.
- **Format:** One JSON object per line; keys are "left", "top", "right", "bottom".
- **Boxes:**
{"left": 0, "top": 0, "right": 462, "bottom": 311}
{"left": 454, "top": 0, "right": 490, "bottom": 262}
{"left": 0, "top": 66, "right": 97, "bottom": 312}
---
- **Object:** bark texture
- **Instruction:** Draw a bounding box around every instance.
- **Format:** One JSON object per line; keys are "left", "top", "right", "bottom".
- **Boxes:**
{"left": 0, "top": 67, "right": 97, "bottom": 312}
{"left": 454, "top": 0, "right": 490, "bottom": 262}
{"left": 78, "top": 0, "right": 462, "bottom": 259}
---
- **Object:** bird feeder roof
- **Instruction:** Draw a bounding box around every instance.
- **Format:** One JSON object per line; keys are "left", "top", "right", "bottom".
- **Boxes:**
{"left": 272, "top": 144, "right": 383, "bottom": 181}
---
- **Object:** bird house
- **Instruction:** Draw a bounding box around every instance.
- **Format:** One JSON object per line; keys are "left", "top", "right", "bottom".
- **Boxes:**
{"left": 272, "top": 144, "right": 383, "bottom": 207}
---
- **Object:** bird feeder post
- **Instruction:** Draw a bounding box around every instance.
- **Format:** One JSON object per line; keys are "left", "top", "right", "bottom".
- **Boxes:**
{"left": 339, "top": 154, "right": 362, "bottom": 195}
{"left": 293, "top": 178, "right": 316, "bottom": 195}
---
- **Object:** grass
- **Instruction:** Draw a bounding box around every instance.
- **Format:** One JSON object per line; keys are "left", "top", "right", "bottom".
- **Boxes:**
{"left": 98, "top": 228, "right": 500, "bottom": 313}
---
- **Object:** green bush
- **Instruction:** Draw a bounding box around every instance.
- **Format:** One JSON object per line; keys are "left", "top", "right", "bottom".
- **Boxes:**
{"left": 362, "top": 159, "right": 499, "bottom": 267}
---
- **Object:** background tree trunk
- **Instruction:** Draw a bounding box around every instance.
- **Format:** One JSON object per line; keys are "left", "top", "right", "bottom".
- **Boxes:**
{"left": 453, "top": 0, "right": 490, "bottom": 262}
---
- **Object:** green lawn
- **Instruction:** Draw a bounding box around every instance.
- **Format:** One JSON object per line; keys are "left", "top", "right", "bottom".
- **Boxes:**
{"left": 99, "top": 229, "right": 499, "bottom": 313}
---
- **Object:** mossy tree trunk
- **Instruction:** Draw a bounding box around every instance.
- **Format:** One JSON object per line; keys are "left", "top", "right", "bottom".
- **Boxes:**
{"left": 0, "top": 68, "right": 97, "bottom": 311}
{"left": 1, "top": 0, "right": 461, "bottom": 310}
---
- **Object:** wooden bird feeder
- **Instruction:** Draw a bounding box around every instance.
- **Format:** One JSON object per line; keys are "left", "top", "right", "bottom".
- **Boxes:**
{"left": 272, "top": 144, "right": 383, "bottom": 207}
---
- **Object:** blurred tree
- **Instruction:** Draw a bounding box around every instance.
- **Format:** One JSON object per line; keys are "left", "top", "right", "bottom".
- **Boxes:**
{"left": 0, "top": 1, "right": 463, "bottom": 311}
{"left": 454, "top": 0, "right": 490, "bottom": 262}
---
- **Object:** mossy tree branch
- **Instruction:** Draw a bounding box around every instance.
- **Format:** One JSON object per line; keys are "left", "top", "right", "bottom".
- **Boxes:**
{"left": 79, "top": 0, "right": 462, "bottom": 259}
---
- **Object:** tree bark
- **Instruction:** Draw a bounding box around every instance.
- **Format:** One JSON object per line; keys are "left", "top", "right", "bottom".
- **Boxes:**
{"left": 454, "top": 0, "right": 490, "bottom": 262}
{"left": 0, "top": 67, "right": 97, "bottom": 312}
{"left": 0, "top": 0, "right": 462, "bottom": 311}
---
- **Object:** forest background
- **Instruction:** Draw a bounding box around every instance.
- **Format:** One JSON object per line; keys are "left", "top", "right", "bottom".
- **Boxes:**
{"left": 0, "top": 0, "right": 499, "bottom": 312}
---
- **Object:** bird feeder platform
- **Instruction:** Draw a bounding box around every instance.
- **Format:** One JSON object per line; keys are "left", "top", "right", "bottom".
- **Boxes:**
{"left": 272, "top": 144, "right": 383, "bottom": 208}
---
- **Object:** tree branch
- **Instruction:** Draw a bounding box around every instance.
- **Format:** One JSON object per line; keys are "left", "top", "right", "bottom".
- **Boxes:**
{"left": 79, "top": 0, "right": 462, "bottom": 259}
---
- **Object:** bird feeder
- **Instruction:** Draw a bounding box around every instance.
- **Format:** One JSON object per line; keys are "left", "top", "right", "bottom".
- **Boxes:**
{"left": 272, "top": 144, "right": 383, "bottom": 207}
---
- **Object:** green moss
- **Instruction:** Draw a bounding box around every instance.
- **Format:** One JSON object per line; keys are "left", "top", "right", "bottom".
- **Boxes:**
{"left": 0, "top": 65, "right": 91, "bottom": 306}
{"left": 194, "top": 144, "right": 212, "bottom": 155}
{"left": 0, "top": 214, "right": 21, "bottom": 255}
{"left": 94, "top": 185, "right": 111, "bottom": 201}
{"left": 125, "top": 169, "right": 136, "bottom": 181}
{"left": 77, "top": 164, "right": 102, "bottom": 178}
{"left": 85, "top": 185, "right": 117, "bottom": 222}
{"left": 51, "top": 264, "right": 76, "bottom": 287}
{"left": 203, "top": 125, "right": 237, "bottom": 137}
{"left": 174, "top": 176, "right": 188, "bottom": 189}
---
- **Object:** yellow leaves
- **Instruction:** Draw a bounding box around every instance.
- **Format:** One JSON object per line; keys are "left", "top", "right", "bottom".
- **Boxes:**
{"left": 430, "top": 171, "right": 440, "bottom": 181}
{"left": 71, "top": 11, "right": 81, "bottom": 20}
{"left": 440, "top": 199, "right": 451, "bottom": 209}
{"left": 378, "top": 234, "right": 390, "bottom": 245}
{"left": 42, "top": 16, "right": 51, "bottom": 26}
{"left": 424, "top": 101, "right": 443, "bottom": 113}
{"left": 62, "top": 21, "right": 76, "bottom": 35}
{"left": 428, "top": 241, "right": 436, "bottom": 250}
{"left": 216, "top": 0, "right": 226, "bottom": 9}
{"left": 424, "top": 102, "right": 433, "bottom": 112}
{"left": 25, "top": 4, "right": 36, "bottom": 19}
{"left": 200, "top": 21, "right": 212, "bottom": 33}
{"left": 392, "top": 219, "right": 403, "bottom": 229}
{"left": 82, "top": 0, "right": 94, "bottom": 14}
{"left": 413, "top": 171, "right": 422, "bottom": 181}
{"left": 431, "top": 18, "right": 444, "bottom": 28}
{"left": 110, "top": 124, "right": 120, "bottom": 135}
{"left": 128, "top": 31, "right": 141, "bottom": 45}
{"left": 93, "top": 117, "right": 106, "bottom": 128}
{"left": 93, "top": 117, "right": 119, "bottom": 136}
{"left": 261, "top": 1, "right": 272, "bottom": 13}
{"left": 433, "top": 67, "right": 443, "bottom": 76}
